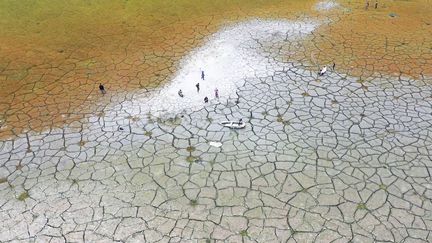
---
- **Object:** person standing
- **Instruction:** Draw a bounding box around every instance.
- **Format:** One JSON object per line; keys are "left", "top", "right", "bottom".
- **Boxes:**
{"left": 201, "top": 70, "right": 205, "bottom": 80}
{"left": 99, "top": 83, "right": 106, "bottom": 95}
{"left": 178, "top": 89, "right": 184, "bottom": 97}
{"left": 374, "top": 0, "right": 378, "bottom": 9}
{"left": 196, "top": 83, "right": 200, "bottom": 92}
{"left": 204, "top": 97, "right": 208, "bottom": 103}
{"left": 214, "top": 88, "right": 219, "bottom": 98}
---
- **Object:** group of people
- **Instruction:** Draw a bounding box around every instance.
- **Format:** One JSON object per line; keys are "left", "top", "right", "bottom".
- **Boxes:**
{"left": 177, "top": 70, "right": 219, "bottom": 103}
{"left": 365, "top": 0, "right": 378, "bottom": 10}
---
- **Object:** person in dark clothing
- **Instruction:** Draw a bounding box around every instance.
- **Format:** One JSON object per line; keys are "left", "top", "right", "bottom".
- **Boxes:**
{"left": 201, "top": 71, "right": 205, "bottom": 80}
{"left": 239, "top": 118, "right": 243, "bottom": 124}
{"left": 374, "top": 0, "right": 378, "bottom": 9}
{"left": 196, "top": 83, "right": 200, "bottom": 92}
{"left": 99, "top": 83, "right": 106, "bottom": 94}
{"left": 332, "top": 62, "right": 336, "bottom": 70}
{"left": 178, "top": 89, "right": 184, "bottom": 97}
{"left": 204, "top": 97, "right": 208, "bottom": 103}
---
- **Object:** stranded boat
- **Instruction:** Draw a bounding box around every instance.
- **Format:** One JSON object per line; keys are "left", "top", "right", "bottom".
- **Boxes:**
{"left": 220, "top": 121, "right": 246, "bottom": 129}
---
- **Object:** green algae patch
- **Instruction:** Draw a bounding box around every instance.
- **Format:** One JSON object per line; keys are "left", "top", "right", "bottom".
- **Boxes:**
{"left": 240, "top": 230, "right": 248, "bottom": 237}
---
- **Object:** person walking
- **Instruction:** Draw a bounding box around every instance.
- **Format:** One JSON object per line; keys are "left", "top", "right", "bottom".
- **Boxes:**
{"left": 204, "top": 96, "right": 208, "bottom": 103}
{"left": 195, "top": 83, "right": 200, "bottom": 92}
{"left": 99, "top": 83, "right": 106, "bottom": 95}
{"left": 178, "top": 89, "right": 184, "bottom": 97}
{"left": 332, "top": 62, "right": 336, "bottom": 70}
{"left": 201, "top": 70, "right": 205, "bottom": 80}
{"left": 214, "top": 88, "right": 219, "bottom": 98}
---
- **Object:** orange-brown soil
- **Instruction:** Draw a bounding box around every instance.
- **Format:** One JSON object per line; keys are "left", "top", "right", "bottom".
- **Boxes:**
{"left": 0, "top": 0, "right": 431, "bottom": 139}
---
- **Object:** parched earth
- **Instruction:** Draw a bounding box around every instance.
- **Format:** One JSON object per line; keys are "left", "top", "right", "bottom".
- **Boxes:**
{"left": 1, "top": 1, "right": 432, "bottom": 242}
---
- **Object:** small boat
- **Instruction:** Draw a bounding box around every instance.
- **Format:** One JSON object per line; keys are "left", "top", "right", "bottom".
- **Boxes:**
{"left": 220, "top": 121, "right": 246, "bottom": 129}
{"left": 319, "top": 66, "right": 327, "bottom": 76}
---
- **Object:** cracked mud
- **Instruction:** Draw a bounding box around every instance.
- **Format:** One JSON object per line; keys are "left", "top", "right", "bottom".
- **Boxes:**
{"left": 1, "top": 0, "right": 432, "bottom": 242}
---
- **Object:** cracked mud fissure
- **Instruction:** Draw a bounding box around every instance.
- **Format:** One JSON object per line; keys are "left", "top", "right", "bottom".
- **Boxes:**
{"left": 1, "top": 0, "right": 432, "bottom": 242}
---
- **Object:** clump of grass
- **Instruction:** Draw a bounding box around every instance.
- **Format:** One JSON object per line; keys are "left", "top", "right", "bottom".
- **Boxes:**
{"left": 379, "top": 184, "right": 387, "bottom": 191}
{"left": 190, "top": 199, "right": 198, "bottom": 206}
{"left": 301, "top": 92, "right": 310, "bottom": 97}
{"left": 357, "top": 203, "right": 367, "bottom": 210}
{"left": 18, "top": 191, "right": 29, "bottom": 201}
{"left": 186, "top": 146, "right": 196, "bottom": 152}
{"left": 186, "top": 156, "right": 198, "bottom": 163}
{"left": 277, "top": 115, "right": 284, "bottom": 123}
{"left": 144, "top": 131, "right": 152, "bottom": 136}
{"left": 78, "top": 140, "right": 86, "bottom": 146}
{"left": 239, "top": 230, "right": 248, "bottom": 237}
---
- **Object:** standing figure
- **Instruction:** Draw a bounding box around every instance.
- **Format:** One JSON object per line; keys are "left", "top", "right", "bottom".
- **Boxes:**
{"left": 239, "top": 118, "right": 243, "bottom": 124}
{"left": 374, "top": 0, "right": 378, "bottom": 9}
{"left": 178, "top": 89, "right": 184, "bottom": 97}
{"left": 214, "top": 88, "right": 219, "bottom": 98}
{"left": 204, "top": 97, "right": 209, "bottom": 103}
{"left": 201, "top": 70, "right": 205, "bottom": 80}
{"left": 332, "top": 62, "right": 336, "bottom": 70}
{"left": 99, "top": 83, "right": 106, "bottom": 95}
{"left": 365, "top": 1, "right": 369, "bottom": 10}
{"left": 196, "top": 83, "right": 200, "bottom": 92}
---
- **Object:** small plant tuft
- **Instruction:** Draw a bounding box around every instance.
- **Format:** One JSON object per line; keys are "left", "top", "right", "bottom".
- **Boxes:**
{"left": 186, "top": 146, "right": 196, "bottom": 152}
{"left": 357, "top": 203, "right": 367, "bottom": 210}
{"left": 190, "top": 199, "right": 198, "bottom": 206}
{"left": 18, "top": 191, "right": 30, "bottom": 201}
{"left": 144, "top": 131, "right": 152, "bottom": 136}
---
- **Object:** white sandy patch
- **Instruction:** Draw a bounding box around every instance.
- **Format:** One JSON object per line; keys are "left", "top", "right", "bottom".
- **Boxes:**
{"left": 315, "top": 1, "right": 339, "bottom": 11}
{"left": 129, "top": 19, "right": 318, "bottom": 117}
